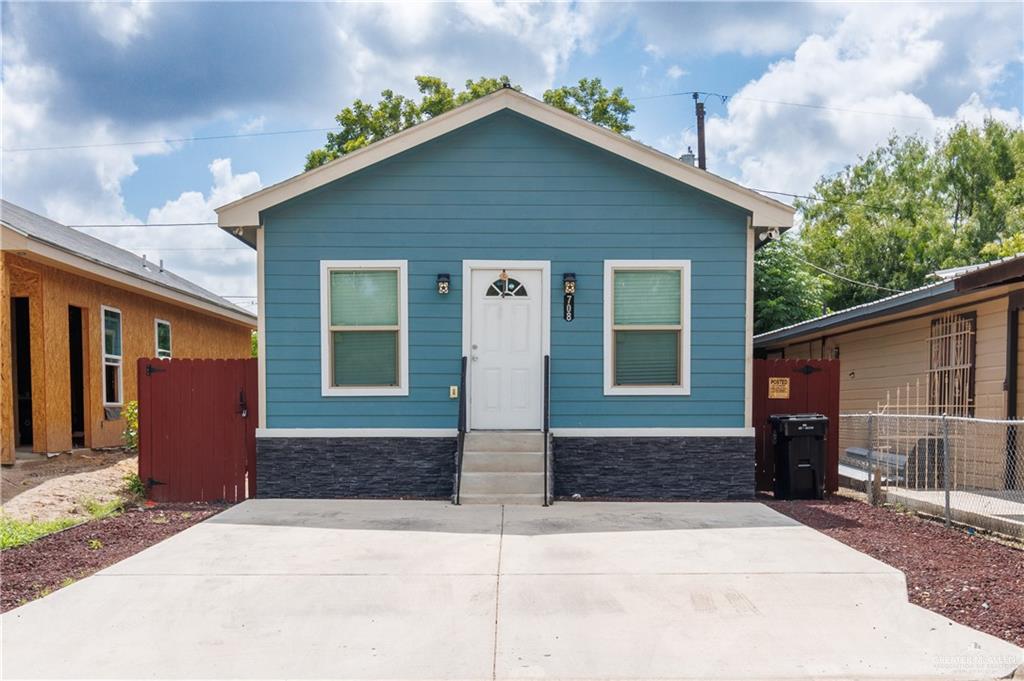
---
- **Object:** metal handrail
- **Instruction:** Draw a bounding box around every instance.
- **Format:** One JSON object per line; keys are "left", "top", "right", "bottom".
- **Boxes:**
{"left": 543, "top": 354, "right": 551, "bottom": 506}
{"left": 454, "top": 355, "right": 468, "bottom": 505}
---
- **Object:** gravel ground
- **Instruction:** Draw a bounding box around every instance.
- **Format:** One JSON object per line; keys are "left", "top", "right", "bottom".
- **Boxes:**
{"left": 767, "top": 495, "right": 1024, "bottom": 647}
{"left": 1, "top": 502, "right": 226, "bottom": 612}
{"left": 1, "top": 449, "right": 137, "bottom": 521}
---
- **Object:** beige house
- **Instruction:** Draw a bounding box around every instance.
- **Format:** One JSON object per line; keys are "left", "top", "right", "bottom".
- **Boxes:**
{"left": 754, "top": 255, "right": 1024, "bottom": 421}
{"left": 755, "top": 255, "right": 1024, "bottom": 496}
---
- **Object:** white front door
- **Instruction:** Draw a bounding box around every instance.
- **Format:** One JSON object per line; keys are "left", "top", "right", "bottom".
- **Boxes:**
{"left": 470, "top": 267, "right": 544, "bottom": 430}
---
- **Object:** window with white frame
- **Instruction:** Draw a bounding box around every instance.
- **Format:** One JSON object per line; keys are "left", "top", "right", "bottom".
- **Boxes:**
{"left": 604, "top": 260, "right": 691, "bottom": 396}
{"left": 155, "top": 319, "right": 172, "bottom": 359}
{"left": 320, "top": 260, "right": 409, "bottom": 396}
{"left": 101, "top": 306, "right": 123, "bottom": 405}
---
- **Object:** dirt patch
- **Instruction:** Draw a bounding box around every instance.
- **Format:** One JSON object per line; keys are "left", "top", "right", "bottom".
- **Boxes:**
{"left": 767, "top": 495, "right": 1024, "bottom": 647}
{"left": 1, "top": 449, "right": 137, "bottom": 522}
{"left": 1, "top": 502, "right": 226, "bottom": 612}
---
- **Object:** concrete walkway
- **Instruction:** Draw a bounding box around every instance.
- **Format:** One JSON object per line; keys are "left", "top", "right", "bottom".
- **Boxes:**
{"left": 2, "top": 500, "right": 1021, "bottom": 679}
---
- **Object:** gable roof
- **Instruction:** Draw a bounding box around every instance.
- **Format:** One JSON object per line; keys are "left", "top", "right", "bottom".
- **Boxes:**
{"left": 1, "top": 200, "right": 256, "bottom": 326}
{"left": 217, "top": 88, "right": 795, "bottom": 246}
{"left": 754, "top": 253, "right": 1024, "bottom": 348}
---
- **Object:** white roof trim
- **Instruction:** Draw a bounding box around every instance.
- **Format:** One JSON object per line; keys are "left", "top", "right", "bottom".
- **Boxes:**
{"left": 2, "top": 225, "right": 256, "bottom": 327}
{"left": 216, "top": 89, "right": 795, "bottom": 232}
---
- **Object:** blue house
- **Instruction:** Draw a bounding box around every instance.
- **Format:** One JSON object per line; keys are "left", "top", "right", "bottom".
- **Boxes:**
{"left": 217, "top": 88, "right": 794, "bottom": 503}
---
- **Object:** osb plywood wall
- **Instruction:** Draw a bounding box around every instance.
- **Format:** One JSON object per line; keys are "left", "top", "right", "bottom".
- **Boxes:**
{"left": 0, "top": 255, "right": 11, "bottom": 463}
{"left": 2, "top": 252, "right": 253, "bottom": 458}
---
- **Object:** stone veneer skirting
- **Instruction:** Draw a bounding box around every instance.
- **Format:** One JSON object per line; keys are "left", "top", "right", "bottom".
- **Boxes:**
{"left": 256, "top": 437, "right": 456, "bottom": 499}
{"left": 256, "top": 435, "right": 753, "bottom": 500}
{"left": 552, "top": 436, "right": 755, "bottom": 500}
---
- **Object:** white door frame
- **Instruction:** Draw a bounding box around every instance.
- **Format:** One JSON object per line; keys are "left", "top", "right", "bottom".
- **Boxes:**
{"left": 461, "top": 260, "right": 551, "bottom": 431}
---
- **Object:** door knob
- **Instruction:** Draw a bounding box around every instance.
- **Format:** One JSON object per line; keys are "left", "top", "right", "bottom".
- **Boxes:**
{"left": 471, "top": 355, "right": 479, "bottom": 362}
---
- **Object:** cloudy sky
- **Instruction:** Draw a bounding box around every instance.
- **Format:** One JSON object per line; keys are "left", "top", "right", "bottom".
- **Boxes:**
{"left": 2, "top": 1, "right": 1022, "bottom": 309}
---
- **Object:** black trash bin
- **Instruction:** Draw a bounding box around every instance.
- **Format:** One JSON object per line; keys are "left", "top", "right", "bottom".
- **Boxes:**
{"left": 769, "top": 414, "right": 828, "bottom": 500}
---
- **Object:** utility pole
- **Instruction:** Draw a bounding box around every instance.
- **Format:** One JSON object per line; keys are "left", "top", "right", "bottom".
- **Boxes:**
{"left": 693, "top": 92, "right": 706, "bottom": 170}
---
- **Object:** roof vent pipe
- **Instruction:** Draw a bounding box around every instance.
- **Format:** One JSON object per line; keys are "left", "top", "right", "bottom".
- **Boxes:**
{"left": 159, "top": 259, "right": 164, "bottom": 273}
{"left": 142, "top": 254, "right": 148, "bottom": 269}
{"left": 680, "top": 146, "right": 696, "bottom": 167}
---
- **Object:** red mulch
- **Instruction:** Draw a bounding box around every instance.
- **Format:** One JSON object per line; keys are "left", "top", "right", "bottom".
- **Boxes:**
{"left": 1, "top": 502, "right": 227, "bottom": 612}
{"left": 766, "top": 496, "right": 1024, "bottom": 647}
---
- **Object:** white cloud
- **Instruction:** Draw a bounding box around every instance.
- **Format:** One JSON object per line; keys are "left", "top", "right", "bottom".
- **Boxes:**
{"left": 673, "top": 4, "right": 1022, "bottom": 196}
{"left": 0, "top": 33, "right": 171, "bottom": 226}
{"left": 666, "top": 65, "right": 686, "bottom": 80}
{"left": 237, "top": 115, "right": 266, "bottom": 135}
{"left": 85, "top": 158, "right": 263, "bottom": 300}
{"left": 86, "top": 1, "right": 153, "bottom": 48}
{"left": 632, "top": 3, "right": 844, "bottom": 58}
{"left": 323, "top": 2, "right": 611, "bottom": 98}
{"left": 148, "top": 158, "right": 261, "bottom": 225}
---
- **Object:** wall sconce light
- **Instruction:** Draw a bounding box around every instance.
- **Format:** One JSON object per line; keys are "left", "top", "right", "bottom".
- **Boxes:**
{"left": 436, "top": 273, "right": 450, "bottom": 295}
{"left": 563, "top": 272, "right": 577, "bottom": 295}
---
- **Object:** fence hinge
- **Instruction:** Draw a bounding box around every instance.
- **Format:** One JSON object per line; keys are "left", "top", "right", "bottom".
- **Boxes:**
{"left": 145, "top": 364, "right": 167, "bottom": 376}
{"left": 146, "top": 477, "right": 166, "bottom": 488}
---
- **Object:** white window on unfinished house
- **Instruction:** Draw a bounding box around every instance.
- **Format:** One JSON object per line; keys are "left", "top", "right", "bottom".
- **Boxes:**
{"left": 102, "top": 306, "right": 123, "bottom": 406}
{"left": 155, "top": 319, "right": 172, "bottom": 359}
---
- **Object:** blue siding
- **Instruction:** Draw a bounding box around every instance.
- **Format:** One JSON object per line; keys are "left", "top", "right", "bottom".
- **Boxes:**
{"left": 263, "top": 110, "right": 750, "bottom": 429}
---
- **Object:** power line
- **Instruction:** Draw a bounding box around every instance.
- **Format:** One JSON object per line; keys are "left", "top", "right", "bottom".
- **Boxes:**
{"left": 123, "top": 247, "right": 250, "bottom": 251}
{"left": 70, "top": 221, "right": 216, "bottom": 228}
{"left": 5, "top": 88, "right": 945, "bottom": 154}
{"left": 789, "top": 253, "right": 904, "bottom": 293}
{"left": 3, "top": 126, "right": 341, "bottom": 153}
{"left": 637, "top": 90, "right": 938, "bottom": 122}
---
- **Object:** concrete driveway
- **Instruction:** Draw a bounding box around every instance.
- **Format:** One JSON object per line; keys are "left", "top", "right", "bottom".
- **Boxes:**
{"left": 2, "top": 500, "right": 1021, "bottom": 680}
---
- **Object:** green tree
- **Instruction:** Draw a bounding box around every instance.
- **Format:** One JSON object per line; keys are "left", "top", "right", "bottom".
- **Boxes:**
{"left": 763, "top": 119, "right": 1024, "bottom": 328}
{"left": 754, "top": 235, "right": 827, "bottom": 334}
{"left": 980, "top": 231, "right": 1024, "bottom": 259}
{"left": 940, "top": 119, "right": 1021, "bottom": 251}
{"left": 306, "top": 75, "right": 634, "bottom": 170}
{"left": 542, "top": 78, "right": 635, "bottom": 134}
{"left": 797, "top": 134, "right": 953, "bottom": 310}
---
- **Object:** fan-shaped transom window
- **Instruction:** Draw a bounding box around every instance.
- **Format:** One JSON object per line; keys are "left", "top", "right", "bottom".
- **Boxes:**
{"left": 486, "top": 278, "right": 528, "bottom": 298}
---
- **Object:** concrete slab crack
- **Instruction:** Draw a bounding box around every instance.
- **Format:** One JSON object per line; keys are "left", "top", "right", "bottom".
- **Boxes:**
{"left": 492, "top": 504, "right": 505, "bottom": 681}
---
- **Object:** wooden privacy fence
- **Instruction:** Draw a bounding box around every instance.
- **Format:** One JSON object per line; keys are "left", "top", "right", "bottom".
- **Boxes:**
{"left": 137, "top": 358, "right": 257, "bottom": 502}
{"left": 753, "top": 359, "right": 840, "bottom": 494}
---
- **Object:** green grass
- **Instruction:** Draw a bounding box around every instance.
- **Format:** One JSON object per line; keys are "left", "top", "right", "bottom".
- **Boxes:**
{"left": 122, "top": 472, "right": 145, "bottom": 499}
{"left": 0, "top": 516, "right": 81, "bottom": 550}
{"left": 82, "top": 498, "right": 124, "bottom": 520}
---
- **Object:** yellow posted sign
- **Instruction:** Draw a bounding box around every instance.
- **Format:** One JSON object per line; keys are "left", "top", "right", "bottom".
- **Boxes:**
{"left": 768, "top": 377, "right": 790, "bottom": 399}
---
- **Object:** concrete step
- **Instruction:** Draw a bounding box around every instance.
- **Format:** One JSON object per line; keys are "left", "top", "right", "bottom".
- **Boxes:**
{"left": 460, "top": 472, "right": 544, "bottom": 496}
{"left": 462, "top": 451, "right": 544, "bottom": 473}
{"left": 464, "top": 431, "right": 545, "bottom": 452}
{"left": 460, "top": 493, "right": 545, "bottom": 505}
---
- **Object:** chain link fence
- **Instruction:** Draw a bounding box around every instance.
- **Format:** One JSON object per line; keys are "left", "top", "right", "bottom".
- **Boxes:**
{"left": 839, "top": 413, "right": 1024, "bottom": 538}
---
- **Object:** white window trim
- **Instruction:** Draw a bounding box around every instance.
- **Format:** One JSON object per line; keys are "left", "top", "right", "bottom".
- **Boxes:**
{"left": 154, "top": 318, "right": 172, "bottom": 359}
{"left": 100, "top": 305, "right": 124, "bottom": 407}
{"left": 603, "top": 259, "right": 691, "bottom": 396}
{"left": 320, "top": 260, "right": 409, "bottom": 397}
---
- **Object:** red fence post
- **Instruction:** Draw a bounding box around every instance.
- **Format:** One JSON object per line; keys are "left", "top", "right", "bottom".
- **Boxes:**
{"left": 137, "top": 357, "right": 152, "bottom": 499}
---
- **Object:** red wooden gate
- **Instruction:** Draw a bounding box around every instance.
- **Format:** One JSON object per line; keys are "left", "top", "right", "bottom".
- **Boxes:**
{"left": 137, "top": 358, "right": 257, "bottom": 502}
{"left": 753, "top": 359, "right": 840, "bottom": 494}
